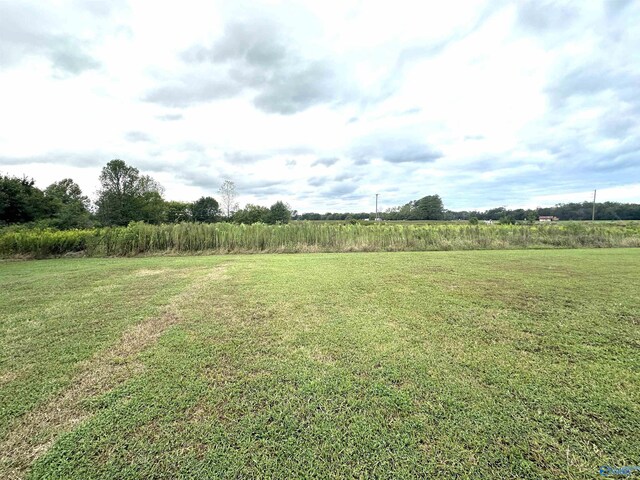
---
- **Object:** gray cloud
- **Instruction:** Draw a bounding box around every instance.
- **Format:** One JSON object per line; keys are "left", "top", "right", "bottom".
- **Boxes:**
{"left": 0, "top": 152, "right": 105, "bottom": 168}
{"left": 145, "top": 17, "right": 348, "bottom": 114}
{"left": 352, "top": 136, "right": 442, "bottom": 165}
{"left": 179, "top": 142, "right": 206, "bottom": 153}
{"left": 605, "top": 0, "right": 633, "bottom": 17}
{"left": 311, "top": 157, "right": 339, "bottom": 167}
{"left": 400, "top": 107, "right": 422, "bottom": 116}
{"left": 125, "top": 131, "right": 152, "bottom": 143}
{"left": 546, "top": 62, "right": 638, "bottom": 109}
{"left": 182, "top": 20, "right": 288, "bottom": 67}
{"left": 144, "top": 77, "right": 244, "bottom": 108}
{"left": 308, "top": 177, "right": 327, "bottom": 187}
{"left": 73, "top": 0, "right": 129, "bottom": 17}
{"left": 323, "top": 183, "right": 359, "bottom": 197}
{"left": 334, "top": 172, "right": 361, "bottom": 182}
{"left": 157, "top": 113, "right": 183, "bottom": 121}
{"left": 0, "top": 2, "right": 100, "bottom": 74}
{"left": 516, "top": 1, "right": 578, "bottom": 32}
{"left": 224, "top": 151, "right": 269, "bottom": 164}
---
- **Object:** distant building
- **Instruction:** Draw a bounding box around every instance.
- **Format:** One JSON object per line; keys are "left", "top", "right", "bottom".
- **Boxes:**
{"left": 539, "top": 216, "right": 559, "bottom": 222}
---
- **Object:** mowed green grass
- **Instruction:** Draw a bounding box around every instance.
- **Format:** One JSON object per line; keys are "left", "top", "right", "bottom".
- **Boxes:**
{"left": 1, "top": 250, "right": 638, "bottom": 479}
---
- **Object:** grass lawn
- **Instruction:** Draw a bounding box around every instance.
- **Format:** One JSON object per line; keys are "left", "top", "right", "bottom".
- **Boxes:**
{"left": 1, "top": 249, "right": 638, "bottom": 479}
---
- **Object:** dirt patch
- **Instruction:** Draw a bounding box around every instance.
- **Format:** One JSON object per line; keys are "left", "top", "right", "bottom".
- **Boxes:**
{"left": 0, "top": 263, "right": 228, "bottom": 479}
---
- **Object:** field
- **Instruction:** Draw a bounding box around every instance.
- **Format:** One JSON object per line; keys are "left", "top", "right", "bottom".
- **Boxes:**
{"left": 1, "top": 249, "right": 639, "bottom": 479}
{"left": 1, "top": 221, "right": 640, "bottom": 257}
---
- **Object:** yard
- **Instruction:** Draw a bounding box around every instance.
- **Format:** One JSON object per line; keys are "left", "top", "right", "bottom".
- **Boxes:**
{"left": 1, "top": 249, "right": 638, "bottom": 478}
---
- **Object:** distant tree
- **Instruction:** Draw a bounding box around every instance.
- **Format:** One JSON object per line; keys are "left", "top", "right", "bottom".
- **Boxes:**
{"left": 413, "top": 195, "right": 444, "bottom": 220}
{"left": 191, "top": 196, "right": 219, "bottom": 223}
{"left": 164, "top": 201, "right": 192, "bottom": 223}
{"left": 138, "top": 189, "right": 165, "bottom": 224}
{"left": 468, "top": 216, "right": 479, "bottom": 225}
{"left": 266, "top": 201, "right": 292, "bottom": 224}
{"left": 218, "top": 180, "right": 239, "bottom": 220}
{"left": 43, "top": 178, "right": 91, "bottom": 229}
{"left": 233, "top": 204, "right": 269, "bottom": 224}
{"left": 0, "top": 175, "right": 46, "bottom": 225}
{"left": 95, "top": 159, "right": 165, "bottom": 226}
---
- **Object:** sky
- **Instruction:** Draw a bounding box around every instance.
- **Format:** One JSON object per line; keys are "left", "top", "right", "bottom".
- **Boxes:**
{"left": 0, "top": 0, "right": 639, "bottom": 213}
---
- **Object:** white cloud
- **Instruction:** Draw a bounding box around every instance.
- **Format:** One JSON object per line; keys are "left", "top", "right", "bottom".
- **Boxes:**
{"left": 1, "top": 0, "right": 639, "bottom": 212}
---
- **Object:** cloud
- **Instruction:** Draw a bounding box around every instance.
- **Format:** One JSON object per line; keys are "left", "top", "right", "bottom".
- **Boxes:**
{"left": 311, "top": 157, "right": 339, "bottom": 167}
{"left": 224, "top": 151, "right": 269, "bottom": 164}
{"left": 0, "top": 2, "right": 100, "bottom": 74}
{"left": 3, "top": 1, "right": 640, "bottom": 212}
{"left": 125, "top": 131, "right": 152, "bottom": 143}
{"left": 0, "top": 152, "right": 105, "bottom": 168}
{"left": 145, "top": 17, "right": 349, "bottom": 114}
{"left": 605, "top": 0, "right": 634, "bottom": 16}
{"left": 143, "top": 77, "right": 244, "bottom": 108}
{"left": 516, "top": 1, "right": 578, "bottom": 32}
{"left": 352, "top": 135, "right": 442, "bottom": 164}
{"left": 546, "top": 62, "right": 638, "bottom": 109}
{"left": 324, "top": 183, "right": 359, "bottom": 196}
{"left": 308, "top": 177, "right": 327, "bottom": 187}
{"left": 157, "top": 113, "right": 183, "bottom": 121}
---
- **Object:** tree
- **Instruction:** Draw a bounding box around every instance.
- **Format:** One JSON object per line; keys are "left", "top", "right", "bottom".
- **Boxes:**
{"left": 233, "top": 204, "right": 269, "bottom": 224}
{"left": 266, "top": 201, "right": 292, "bottom": 224}
{"left": 191, "top": 196, "right": 219, "bottom": 223}
{"left": 414, "top": 195, "right": 444, "bottom": 220}
{"left": 44, "top": 178, "right": 91, "bottom": 229}
{"left": 218, "top": 180, "right": 238, "bottom": 220}
{"left": 526, "top": 211, "right": 538, "bottom": 224}
{"left": 164, "top": 201, "right": 192, "bottom": 223}
{"left": 0, "top": 175, "right": 47, "bottom": 225}
{"left": 95, "top": 159, "right": 165, "bottom": 226}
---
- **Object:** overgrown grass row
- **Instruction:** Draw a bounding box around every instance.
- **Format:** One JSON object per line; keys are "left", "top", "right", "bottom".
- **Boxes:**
{"left": 1, "top": 221, "right": 639, "bottom": 257}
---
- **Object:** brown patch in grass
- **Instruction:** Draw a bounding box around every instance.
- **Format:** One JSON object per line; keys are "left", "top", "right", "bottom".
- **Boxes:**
{"left": 0, "top": 263, "right": 228, "bottom": 479}
{"left": 0, "top": 371, "right": 19, "bottom": 386}
{"left": 135, "top": 268, "right": 168, "bottom": 277}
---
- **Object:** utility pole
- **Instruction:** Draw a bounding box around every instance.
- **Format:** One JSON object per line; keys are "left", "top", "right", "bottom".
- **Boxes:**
{"left": 592, "top": 189, "right": 597, "bottom": 221}
{"left": 375, "top": 193, "right": 379, "bottom": 221}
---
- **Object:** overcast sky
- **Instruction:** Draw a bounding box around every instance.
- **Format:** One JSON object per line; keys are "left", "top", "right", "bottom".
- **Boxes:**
{"left": 1, "top": 0, "right": 638, "bottom": 212}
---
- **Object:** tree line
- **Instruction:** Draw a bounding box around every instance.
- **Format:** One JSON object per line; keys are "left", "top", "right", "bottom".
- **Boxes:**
{"left": 1, "top": 159, "right": 293, "bottom": 228}
{"left": 3, "top": 161, "right": 639, "bottom": 229}
{"left": 296, "top": 195, "right": 640, "bottom": 222}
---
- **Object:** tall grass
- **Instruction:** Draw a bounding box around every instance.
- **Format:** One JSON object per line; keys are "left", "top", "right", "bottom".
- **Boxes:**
{"left": 1, "top": 221, "right": 639, "bottom": 257}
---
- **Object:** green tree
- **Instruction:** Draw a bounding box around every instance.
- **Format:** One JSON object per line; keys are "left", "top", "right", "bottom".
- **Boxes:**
{"left": 95, "top": 159, "right": 165, "bottom": 226}
{"left": 233, "top": 204, "right": 269, "bottom": 224}
{"left": 164, "top": 201, "right": 192, "bottom": 223}
{"left": 266, "top": 201, "right": 292, "bottom": 224}
{"left": 43, "top": 178, "right": 91, "bottom": 229}
{"left": 0, "top": 175, "right": 46, "bottom": 225}
{"left": 526, "top": 211, "right": 538, "bottom": 224}
{"left": 498, "top": 215, "right": 515, "bottom": 225}
{"left": 191, "top": 196, "right": 220, "bottom": 223}
{"left": 415, "top": 195, "right": 444, "bottom": 220}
